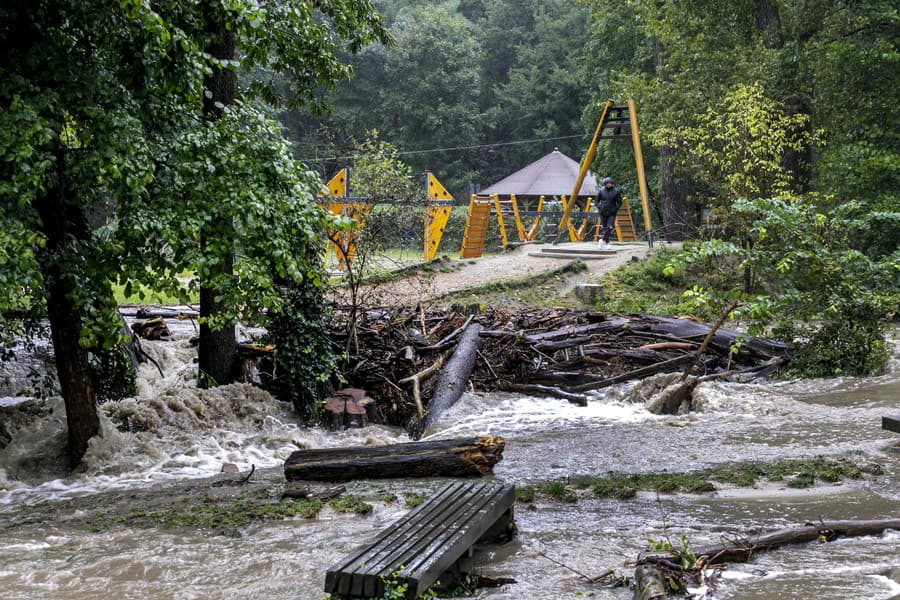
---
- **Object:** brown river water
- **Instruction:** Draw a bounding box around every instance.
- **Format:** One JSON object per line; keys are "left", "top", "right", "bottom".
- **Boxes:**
{"left": 1, "top": 328, "right": 898, "bottom": 599}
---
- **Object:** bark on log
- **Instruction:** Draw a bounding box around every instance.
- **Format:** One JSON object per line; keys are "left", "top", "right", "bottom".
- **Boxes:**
{"left": 690, "top": 519, "right": 900, "bottom": 564}
{"left": 284, "top": 436, "right": 505, "bottom": 481}
{"left": 409, "top": 323, "right": 483, "bottom": 439}
{"left": 631, "top": 316, "right": 789, "bottom": 360}
{"left": 634, "top": 519, "right": 900, "bottom": 599}
{"left": 633, "top": 564, "right": 668, "bottom": 600}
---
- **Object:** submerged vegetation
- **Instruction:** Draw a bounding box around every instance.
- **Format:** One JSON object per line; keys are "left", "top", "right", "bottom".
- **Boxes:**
{"left": 517, "top": 456, "right": 885, "bottom": 503}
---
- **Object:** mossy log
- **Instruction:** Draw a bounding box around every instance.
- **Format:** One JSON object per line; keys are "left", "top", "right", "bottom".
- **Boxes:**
{"left": 284, "top": 436, "right": 505, "bottom": 482}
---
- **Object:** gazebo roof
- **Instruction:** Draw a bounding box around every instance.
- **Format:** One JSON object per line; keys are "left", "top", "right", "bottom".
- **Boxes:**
{"left": 480, "top": 149, "right": 597, "bottom": 197}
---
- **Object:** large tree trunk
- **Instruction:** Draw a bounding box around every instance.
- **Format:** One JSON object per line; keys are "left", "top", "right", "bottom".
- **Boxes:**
{"left": 198, "top": 5, "right": 237, "bottom": 388}
{"left": 408, "top": 322, "right": 484, "bottom": 439}
{"left": 652, "top": 36, "right": 692, "bottom": 241}
{"left": 35, "top": 147, "right": 99, "bottom": 466}
{"left": 284, "top": 436, "right": 505, "bottom": 481}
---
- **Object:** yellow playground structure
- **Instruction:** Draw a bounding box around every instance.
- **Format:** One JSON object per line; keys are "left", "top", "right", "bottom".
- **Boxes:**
{"left": 460, "top": 98, "right": 652, "bottom": 258}
{"left": 319, "top": 170, "right": 455, "bottom": 269}
{"left": 321, "top": 98, "right": 652, "bottom": 266}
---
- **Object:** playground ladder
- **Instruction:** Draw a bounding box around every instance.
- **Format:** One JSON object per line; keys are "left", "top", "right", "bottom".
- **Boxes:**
{"left": 614, "top": 197, "right": 638, "bottom": 242}
{"left": 460, "top": 195, "right": 494, "bottom": 258}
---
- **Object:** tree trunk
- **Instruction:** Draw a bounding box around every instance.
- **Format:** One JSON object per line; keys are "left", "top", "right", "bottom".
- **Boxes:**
{"left": 284, "top": 436, "right": 505, "bottom": 481}
{"left": 652, "top": 35, "right": 692, "bottom": 241}
{"left": 35, "top": 147, "right": 99, "bottom": 466}
{"left": 692, "top": 519, "right": 900, "bottom": 564}
{"left": 198, "top": 5, "right": 237, "bottom": 388}
{"left": 408, "top": 323, "right": 483, "bottom": 439}
{"left": 756, "top": 0, "right": 783, "bottom": 49}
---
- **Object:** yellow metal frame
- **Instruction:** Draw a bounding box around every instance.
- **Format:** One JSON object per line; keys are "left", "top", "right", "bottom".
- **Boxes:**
{"left": 556, "top": 99, "right": 652, "bottom": 244}
{"left": 567, "top": 197, "right": 597, "bottom": 241}
{"left": 628, "top": 99, "right": 653, "bottom": 237}
{"left": 555, "top": 100, "right": 613, "bottom": 241}
{"left": 525, "top": 195, "right": 545, "bottom": 241}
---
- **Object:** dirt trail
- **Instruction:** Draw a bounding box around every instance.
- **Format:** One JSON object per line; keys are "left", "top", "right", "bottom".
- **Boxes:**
{"left": 348, "top": 241, "right": 657, "bottom": 307}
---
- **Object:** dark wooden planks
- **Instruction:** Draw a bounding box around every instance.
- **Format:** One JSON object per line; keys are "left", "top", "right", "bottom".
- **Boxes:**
{"left": 883, "top": 416, "right": 900, "bottom": 434}
{"left": 324, "top": 481, "right": 516, "bottom": 598}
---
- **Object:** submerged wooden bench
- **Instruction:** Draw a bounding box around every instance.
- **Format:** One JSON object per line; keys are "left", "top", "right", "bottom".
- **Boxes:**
{"left": 324, "top": 481, "right": 516, "bottom": 598}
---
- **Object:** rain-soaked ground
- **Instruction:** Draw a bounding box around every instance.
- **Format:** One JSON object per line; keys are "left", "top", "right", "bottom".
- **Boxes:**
{"left": 0, "top": 326, "right": 898, "bottom": 599}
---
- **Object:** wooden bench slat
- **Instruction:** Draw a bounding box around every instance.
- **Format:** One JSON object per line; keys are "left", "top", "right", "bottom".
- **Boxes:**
{"left": 328, "top": 481, "right": 470, "bottom": 595}
{"left": 366, "top": 483, "right": 489, "bottom": 584}
{"left": 883, "top": 416, "right": 900, "bottom": 434}
{"left": 403, "top": 485, "right": 514, "bottom": 593}
{"left": 324, "top": 481, "right": 516, "bottom": 598}
{"left": 354, "top": 482, "right": 477, "bottom": 595}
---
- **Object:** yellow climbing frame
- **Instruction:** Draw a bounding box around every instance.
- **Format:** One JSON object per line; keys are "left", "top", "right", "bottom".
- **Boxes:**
{"left": 556, "top": 99, "right": 652, "bottom": 244}
{"left": 424, "top": 172, "right": 454, "bottom": 260}
{"left": 321, "top": 168, "right": 371, "bottom": 270}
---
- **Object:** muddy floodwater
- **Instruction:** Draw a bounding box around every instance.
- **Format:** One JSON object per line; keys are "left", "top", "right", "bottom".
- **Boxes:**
{"left": 1, "top": 328, "right": 898, "bottom": 599}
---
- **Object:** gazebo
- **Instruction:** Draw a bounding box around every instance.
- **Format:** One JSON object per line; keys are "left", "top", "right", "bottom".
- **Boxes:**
{"left": 460, "top": 150, "right": 613, "bottom": 257}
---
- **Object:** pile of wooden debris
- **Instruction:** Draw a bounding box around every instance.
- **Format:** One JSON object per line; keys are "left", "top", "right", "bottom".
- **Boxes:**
{"left": 330, "top": 306, "right": 789, "bottom": 434}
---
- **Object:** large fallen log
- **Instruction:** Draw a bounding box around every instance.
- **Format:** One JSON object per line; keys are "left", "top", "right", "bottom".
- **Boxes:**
{"left": 630, "top": 316, "right": 790, "bottom": 360}
{"left": 408, "top": 322, "right": 484, "bottom": 439}
{"left": 284, "top": 436, "right": 505, "bottom": 482}
{"left": 689, "top": 518, "right": 900, "bottom": 564}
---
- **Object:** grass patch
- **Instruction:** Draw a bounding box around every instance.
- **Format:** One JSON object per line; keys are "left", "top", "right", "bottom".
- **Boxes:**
{"left": 404, "top": 493, "right": 428, "bottom": 508}
{"left": 328, "top": 494, "right": 373, "bottom": 514}
{"left": 596, "top": 244, "right": 742, "bottom": 320}
{"left": 84, "top": 494, "right": 325, "bottom": 531}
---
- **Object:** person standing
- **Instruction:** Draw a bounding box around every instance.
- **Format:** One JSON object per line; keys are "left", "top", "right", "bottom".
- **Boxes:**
{"left": 596, "top": 176, "right": 622, "bottom": 248}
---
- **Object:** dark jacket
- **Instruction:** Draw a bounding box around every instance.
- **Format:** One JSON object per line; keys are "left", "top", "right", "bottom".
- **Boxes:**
{"left": 597, "top": 186, "right": 623, "bottom": 217}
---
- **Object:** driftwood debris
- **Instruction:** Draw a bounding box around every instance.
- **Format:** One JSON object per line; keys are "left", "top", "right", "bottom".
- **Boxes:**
{"left": 327, "top": 307, "right": 789, "bottom": 432}
{"left": 281, "top": 484, "right": 346, "bottom": 501}
{"left": 131, "top": 316, "right": 171, "bottom": 340}
{"left": 634, "top": 518, "right": 900, "bottom": 599}
{"left": 284, "top": 436, "right": 505, "bottom": 481}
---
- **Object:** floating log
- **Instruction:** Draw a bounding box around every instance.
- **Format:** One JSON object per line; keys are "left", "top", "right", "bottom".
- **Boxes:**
{"left": 130, "top": 316, "right": 171, "bottom": 340}
{"left": 409, "top": 322, "right": 484, "bottom": 439}
{"left": 634, "top": 518, "right": 900, "bottom": 599}
{"left": 281, "top": 484, "right": 346, "bottom": 501}
{"left": 284, "top": 436, "right": 505, "bottom": 482}
{"left": 689, "top": 518, "right": 900, "bottom": 564}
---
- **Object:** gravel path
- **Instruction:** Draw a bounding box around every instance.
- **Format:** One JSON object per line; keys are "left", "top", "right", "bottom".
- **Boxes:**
{"left": 348, "top": 241, "right": 655, "bottom": 306}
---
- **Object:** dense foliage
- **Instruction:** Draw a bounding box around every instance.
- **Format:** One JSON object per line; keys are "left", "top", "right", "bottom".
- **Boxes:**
{"left": 291, "top": 0, "right": 595, "bottom": 198}
{"left": 0, "top": 0, "right": 389, "bottom": 462}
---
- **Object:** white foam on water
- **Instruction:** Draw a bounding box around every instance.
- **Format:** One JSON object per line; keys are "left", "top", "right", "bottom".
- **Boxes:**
{"left": 0, "top": 337, "right": 409, "bottom": 508}
{"left": 426, "top": 390, "right": 653, "bottom": 439}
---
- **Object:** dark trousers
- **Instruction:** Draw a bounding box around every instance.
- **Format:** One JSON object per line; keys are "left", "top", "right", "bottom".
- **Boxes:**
{"left": 599, "top": 214, "right": 616, "bottom": 242}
